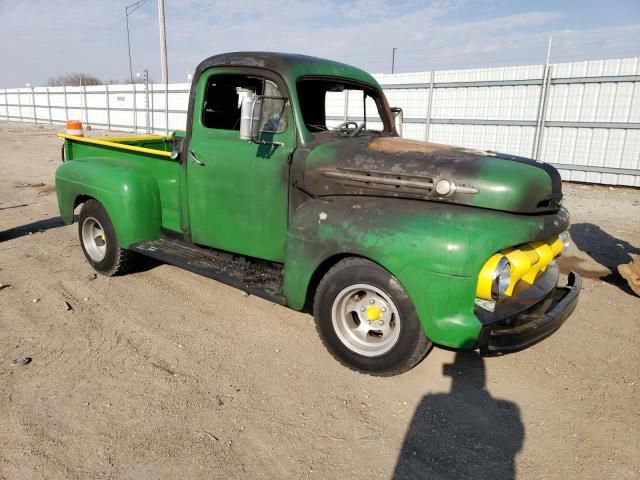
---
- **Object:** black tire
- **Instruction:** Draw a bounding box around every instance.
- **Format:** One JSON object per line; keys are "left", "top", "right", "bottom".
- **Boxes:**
{"left": 313, "top": 257, "right": 432, "bottom": 376}
{"left": 77, "top": 199, "right": 134, "bottom": 276}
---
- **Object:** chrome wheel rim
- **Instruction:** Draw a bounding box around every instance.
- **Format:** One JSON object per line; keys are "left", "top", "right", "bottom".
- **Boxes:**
{"left": 331, "top": 283, "right": 401, "bottom": 357}
{"left": 81, "top": 217, "right": 107, "bottom": 262}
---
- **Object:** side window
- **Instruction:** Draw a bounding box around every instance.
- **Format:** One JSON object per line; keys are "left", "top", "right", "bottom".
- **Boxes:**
{"left": 202, "top": 74, "right": 287, "bottom": 132}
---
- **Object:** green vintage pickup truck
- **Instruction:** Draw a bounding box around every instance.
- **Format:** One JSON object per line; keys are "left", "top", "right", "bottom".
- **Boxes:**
{"left": 56, "top": 52, "right": 581, "bottom": 375}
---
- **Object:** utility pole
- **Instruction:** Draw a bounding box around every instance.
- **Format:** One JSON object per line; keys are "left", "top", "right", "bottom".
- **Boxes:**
{"left": 391, "top": 47, "right": 397, "bottom": 74}
{"left": 158, "top": 0, "right": 168, "bottom": 84}
{"left": 125, "top": 8, "right": 134, "bottom": 84}
{"left": 158, "top": 0, "right": 169, "bottom": 133}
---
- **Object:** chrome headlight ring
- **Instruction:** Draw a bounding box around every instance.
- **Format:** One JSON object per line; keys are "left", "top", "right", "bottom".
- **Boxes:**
{"left": 491, "top": 257, "right": 511, "bottom": 300}
{"left": 559, "top": 231, "right": 571, "bottom": 251}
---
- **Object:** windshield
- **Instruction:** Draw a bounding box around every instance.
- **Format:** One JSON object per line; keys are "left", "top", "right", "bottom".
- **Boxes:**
{"left": 296, "top": 78, "right": 392, "bottom": 137}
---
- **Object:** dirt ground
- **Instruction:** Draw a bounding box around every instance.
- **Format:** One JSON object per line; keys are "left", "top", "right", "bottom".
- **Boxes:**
{"left": 0, "top": 122, "right": 638, "bottom": 480}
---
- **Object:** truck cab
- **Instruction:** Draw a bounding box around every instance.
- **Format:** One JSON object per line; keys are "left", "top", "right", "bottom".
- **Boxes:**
{"left": 56, "top": 52, "right": 581, "bottom": 375}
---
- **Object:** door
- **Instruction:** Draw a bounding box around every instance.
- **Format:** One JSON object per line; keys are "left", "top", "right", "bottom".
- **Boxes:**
{"left": 186, "top": 69, "right": 295, "bottom": 262}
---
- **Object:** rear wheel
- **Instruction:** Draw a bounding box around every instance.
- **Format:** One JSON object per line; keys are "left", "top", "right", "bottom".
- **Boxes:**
{"left": 78, "top": 199, "right": 133, "bottom": 276}
{"left": 313, "top": 257, "right": 432, "bottom": 376}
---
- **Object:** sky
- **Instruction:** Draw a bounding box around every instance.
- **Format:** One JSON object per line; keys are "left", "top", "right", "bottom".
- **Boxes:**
{"left": 0, "top": 0, "right": 639, "bottom": 87}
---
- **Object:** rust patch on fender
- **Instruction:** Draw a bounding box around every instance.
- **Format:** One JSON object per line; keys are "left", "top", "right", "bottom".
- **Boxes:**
{"left": 369, "top": 137, "right": 487, "bottom": 156}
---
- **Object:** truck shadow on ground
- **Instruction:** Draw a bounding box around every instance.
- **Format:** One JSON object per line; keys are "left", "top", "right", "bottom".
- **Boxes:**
{"left": 564, "top": 223, "right": 640, "bottom": 295}
{"left": 0, "top": 216, "right": 159, "bottom": 273}
{"left": 0, "top": 216, "right": 66, "bottom": 242}
{"left": 392, "top": 352, "right": 524, "bottom": 480}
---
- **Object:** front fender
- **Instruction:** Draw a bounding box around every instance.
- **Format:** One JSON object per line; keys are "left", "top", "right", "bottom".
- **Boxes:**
{"left": 283, "top": 196, "right": 569, "bottom": 348}
{"left": 55, "top": 157, "right": 162, "bottom": 247}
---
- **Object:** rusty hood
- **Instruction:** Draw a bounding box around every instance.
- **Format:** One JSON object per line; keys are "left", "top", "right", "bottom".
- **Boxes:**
{"left": 302, "top": 136, "right": 563, "bottom": 214}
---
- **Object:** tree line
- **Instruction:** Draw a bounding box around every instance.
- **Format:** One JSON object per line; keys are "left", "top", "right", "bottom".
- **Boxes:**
{"left": 47, "top": 73, "right": 153, "bottom": 86}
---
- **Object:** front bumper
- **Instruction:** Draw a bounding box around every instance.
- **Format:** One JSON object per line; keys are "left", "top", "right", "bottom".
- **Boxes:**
{"left": 475, "top": 265, "right": 582, "bottom": 354}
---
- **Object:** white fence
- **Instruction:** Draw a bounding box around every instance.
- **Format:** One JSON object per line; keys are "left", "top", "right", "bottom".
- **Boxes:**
{"left": 0, "top": 83, "right": 191, "bottom": 135}
{"left": 2, "top": 56, "right": 639, "bottom": 187}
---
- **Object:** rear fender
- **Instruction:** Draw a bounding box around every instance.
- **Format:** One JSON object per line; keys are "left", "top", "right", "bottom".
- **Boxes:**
{"left": 55, "top": 158, "right": 162, "bottom": 247}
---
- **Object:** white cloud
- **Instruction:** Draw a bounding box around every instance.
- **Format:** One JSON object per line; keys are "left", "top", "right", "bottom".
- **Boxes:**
{"left": 0, "top": 0, "right": 638, "bottom": 87}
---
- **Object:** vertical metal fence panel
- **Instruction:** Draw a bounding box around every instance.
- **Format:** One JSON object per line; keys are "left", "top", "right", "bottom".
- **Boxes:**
{"left": 2, "top": 89, "right": 7, "bottom": 121}
{"left": 62, "top": 85, "right": 68, "bottom": 122}
{"left": 106, "top": 85, "right": 111, "bottom": 131}
{"left": 1, "top": 57, "right": 639, "bottom": 185}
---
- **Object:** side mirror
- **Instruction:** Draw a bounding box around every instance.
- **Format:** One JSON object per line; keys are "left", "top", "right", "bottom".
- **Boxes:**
{"left": 239, "top": 94, "right": 258, "bottom": 141}
{"left": 390, "top": 107, "right": 404, "bottom": 137}
{"left": 240, "top": 95, "right": 287, "bottom": 146}
{"left": 170, "top": 136, "right": 183, "bottom": 160}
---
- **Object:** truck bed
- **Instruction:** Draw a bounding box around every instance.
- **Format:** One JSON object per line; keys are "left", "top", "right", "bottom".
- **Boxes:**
{"left": 57, "top": 132, "right": 183, "bottom": 232}
{"left": 57, "top": 133, "right": 176, "bottom": 160}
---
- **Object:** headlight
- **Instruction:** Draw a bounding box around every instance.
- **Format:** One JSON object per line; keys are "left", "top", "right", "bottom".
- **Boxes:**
{"left": 559, "top": 231, "right": 570, "bottom": 251}
{"left": 491, "top": 257, "right": 511, "bottom": 300}
{"left": 476, "top": 254, "right": 512, "bottom": 301}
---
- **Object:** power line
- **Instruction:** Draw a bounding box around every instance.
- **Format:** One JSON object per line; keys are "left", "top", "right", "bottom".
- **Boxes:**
{"left": 125, "top": 0, "right": 151, "bottom": 84}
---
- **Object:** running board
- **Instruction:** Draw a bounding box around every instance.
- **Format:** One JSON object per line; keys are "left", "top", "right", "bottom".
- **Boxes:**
{"left": 130, "top": 237, "right": 286, "bottom": 305}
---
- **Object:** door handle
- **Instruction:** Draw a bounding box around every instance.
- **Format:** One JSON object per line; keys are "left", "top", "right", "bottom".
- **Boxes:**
{"left": 189, "top": 150, "right": 205, "bottom": 166}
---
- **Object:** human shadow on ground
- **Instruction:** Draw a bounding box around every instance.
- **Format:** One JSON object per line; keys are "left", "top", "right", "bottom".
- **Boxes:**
{"left": 566, "top": 223, "right": 640, "bottom": 295}
{"left": 392, "top": 352, "right": 524, "bottom": 480}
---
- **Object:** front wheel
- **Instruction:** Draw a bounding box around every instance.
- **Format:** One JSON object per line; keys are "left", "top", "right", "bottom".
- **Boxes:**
{"left": 78, "top": 199, "right": 134, "bottom": 276}
{"left": 313, "top": 258, "right": 432, "bottom": 376}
